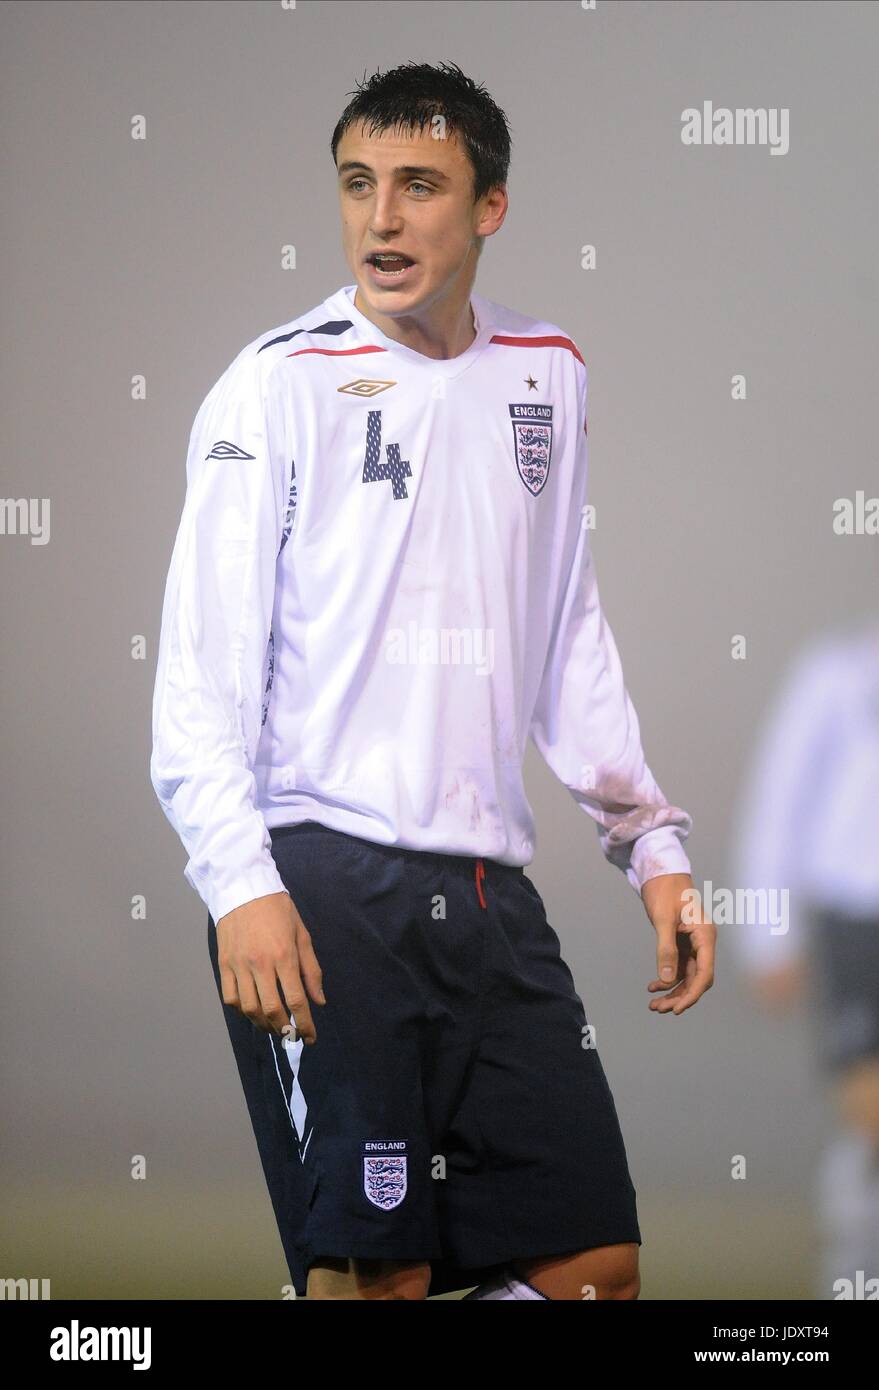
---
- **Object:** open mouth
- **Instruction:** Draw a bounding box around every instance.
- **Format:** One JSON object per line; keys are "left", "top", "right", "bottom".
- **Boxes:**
{"left": 365, "top": 252, "right": 417, "bottom": 280}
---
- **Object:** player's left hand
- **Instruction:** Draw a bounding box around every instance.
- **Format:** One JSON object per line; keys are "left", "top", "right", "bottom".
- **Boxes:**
{"left": 640, "top": 872, "right": 716, "bottom": 1015}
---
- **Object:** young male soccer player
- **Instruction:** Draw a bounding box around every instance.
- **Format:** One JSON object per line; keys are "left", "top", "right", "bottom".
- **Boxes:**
{"left": 150, "top": 61, "right": 716, "bottom": 1301}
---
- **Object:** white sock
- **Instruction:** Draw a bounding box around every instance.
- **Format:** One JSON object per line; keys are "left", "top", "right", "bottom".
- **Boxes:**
{"left": 461, "top": 1265, "right": 551, "bottom": 1300}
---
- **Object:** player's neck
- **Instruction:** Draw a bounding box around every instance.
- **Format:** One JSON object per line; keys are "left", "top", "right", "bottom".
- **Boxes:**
{"left": 352, "top": 283, "right": 477, "bottom": 361}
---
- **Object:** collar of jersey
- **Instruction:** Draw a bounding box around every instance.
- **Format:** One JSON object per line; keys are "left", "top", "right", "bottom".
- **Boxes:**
{"left": 337, "top": 283, "right": 490, "bottom": 379}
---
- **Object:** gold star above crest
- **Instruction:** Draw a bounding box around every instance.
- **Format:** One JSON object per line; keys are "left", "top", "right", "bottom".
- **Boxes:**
{"left": 525, "top": 374, "right": 538, "bottom": 391}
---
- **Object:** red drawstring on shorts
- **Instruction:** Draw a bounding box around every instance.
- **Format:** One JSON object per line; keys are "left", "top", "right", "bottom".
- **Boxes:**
{"left": 475, "top": 857, "right": 487, "bottom": 910}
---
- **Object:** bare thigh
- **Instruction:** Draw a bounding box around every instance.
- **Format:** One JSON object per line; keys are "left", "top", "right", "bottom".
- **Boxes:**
{"left": 513, "top": 1243, "right": 641, "bottom": 1300}
{"left": 306, "top": 1257, "right": 432, "bottom": 1300}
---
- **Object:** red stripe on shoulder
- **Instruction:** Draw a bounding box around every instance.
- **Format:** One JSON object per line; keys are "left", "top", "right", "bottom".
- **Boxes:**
{"left": 286, "top": 345, "right": 387, "bottom": 359}
{"left": 489, "top": 333, "right": 585, "bottom": 366}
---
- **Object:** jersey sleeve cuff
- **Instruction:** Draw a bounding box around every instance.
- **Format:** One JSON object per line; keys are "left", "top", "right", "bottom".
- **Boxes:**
{"left": 206, "top": 864, "right": 290, "bottom": 927}
{"left": 626, "top": 826, "right": 693, "bottom": 894}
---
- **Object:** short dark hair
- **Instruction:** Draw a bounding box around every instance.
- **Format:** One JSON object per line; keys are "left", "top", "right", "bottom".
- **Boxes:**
{"left": 331, "top": 60, "right": 512, "bottom": 202}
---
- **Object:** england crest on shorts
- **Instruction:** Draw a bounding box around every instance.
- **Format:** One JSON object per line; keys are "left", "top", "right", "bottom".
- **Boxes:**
{"left": 509, "top": 403, "right": 554, "bottom": 496}
{"left": 361, "top": 1140, "right": 408, "bottom": 1210}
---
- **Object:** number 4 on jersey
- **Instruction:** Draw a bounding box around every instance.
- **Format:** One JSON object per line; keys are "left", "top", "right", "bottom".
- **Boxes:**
{"left": 362, "top": 409, "right": 412, "bottom": 501}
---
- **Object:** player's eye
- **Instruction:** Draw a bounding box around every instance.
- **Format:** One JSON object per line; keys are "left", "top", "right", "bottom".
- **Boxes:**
{"left": 345, "top": 179, "right": 432, "bottom": 195}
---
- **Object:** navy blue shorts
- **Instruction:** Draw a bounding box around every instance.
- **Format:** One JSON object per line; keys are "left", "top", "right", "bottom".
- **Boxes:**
{"left": 207, "top": 821, "right": 641, "bottom": 1297}
{"left": 809, "top": 906, "right": 879, "bottom": 1074}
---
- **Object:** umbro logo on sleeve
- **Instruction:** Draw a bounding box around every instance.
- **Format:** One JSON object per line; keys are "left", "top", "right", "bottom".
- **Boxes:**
{"left": 205, "top": 440, "right": 257, "bottom": 461}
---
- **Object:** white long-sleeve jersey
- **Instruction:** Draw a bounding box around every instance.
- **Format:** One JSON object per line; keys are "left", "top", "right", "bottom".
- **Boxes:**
{"left": 150, "top": 283, "right": 693, "bottom": 924}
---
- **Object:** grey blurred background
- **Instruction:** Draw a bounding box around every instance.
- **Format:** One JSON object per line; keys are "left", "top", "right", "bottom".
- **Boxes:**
{"left": 1, "top": 0, "right": 876, "bottom": 1299}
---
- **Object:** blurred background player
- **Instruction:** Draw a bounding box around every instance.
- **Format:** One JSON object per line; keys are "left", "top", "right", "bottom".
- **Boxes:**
{"left": 732, "top": 620, "right": 879, "bottom": 1297}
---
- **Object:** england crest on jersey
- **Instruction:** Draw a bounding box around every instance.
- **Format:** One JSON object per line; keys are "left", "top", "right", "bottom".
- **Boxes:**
{"left": 361, "top": 1140, "right": 408, "bottom": 1210}
{"left": 509, "top": 403, "right": 553, "bottom": 495}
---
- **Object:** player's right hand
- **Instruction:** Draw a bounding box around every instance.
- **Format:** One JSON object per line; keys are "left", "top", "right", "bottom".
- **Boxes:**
{"left": 216, "top": 891, "right": 326, "bottom": 1043}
